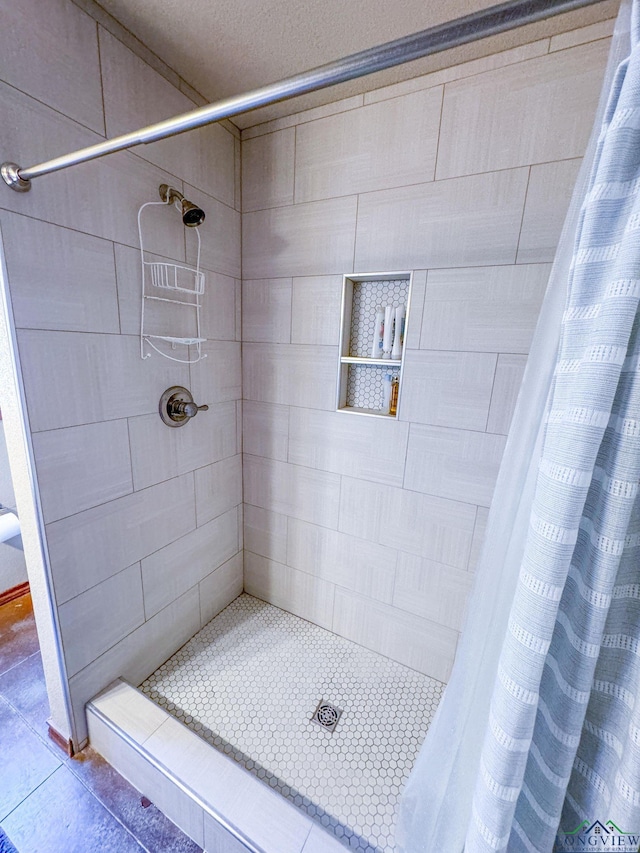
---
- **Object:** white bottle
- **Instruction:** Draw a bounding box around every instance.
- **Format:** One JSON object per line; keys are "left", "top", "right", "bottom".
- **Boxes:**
{"left": 382, "top": 373, "right": 393, "bottom": 413}
{"left": 391, "top": 305, "right": 406, "bottom": 360}
{"left": 370, "top": 309, "right": 385, "bottom": 359}
{"left": 382, "top": 305, "right": 394, "bottom": 359}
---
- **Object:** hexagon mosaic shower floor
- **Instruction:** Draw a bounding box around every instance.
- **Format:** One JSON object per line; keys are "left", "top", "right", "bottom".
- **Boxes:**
{"left": 139, "top": 594, "right": 444, "bottom": 852}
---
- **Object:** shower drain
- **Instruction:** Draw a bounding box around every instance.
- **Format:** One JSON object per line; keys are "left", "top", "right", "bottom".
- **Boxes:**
{"left": 311, "top": 700, "right": 343, "bottom": 733}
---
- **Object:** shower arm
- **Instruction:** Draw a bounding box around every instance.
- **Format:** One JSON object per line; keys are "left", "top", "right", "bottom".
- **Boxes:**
{"left": 1, "top": 0, "right": 605, "bottom": 192}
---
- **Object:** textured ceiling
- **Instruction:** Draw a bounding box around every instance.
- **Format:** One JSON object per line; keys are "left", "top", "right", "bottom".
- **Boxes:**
{"left": 96, "top": 0, "right": 620, "bottom": 129}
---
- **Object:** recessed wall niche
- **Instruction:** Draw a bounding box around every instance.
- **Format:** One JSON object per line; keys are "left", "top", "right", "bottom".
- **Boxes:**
{"left": 336, "top": 272, "right": 413, "bottom": 418}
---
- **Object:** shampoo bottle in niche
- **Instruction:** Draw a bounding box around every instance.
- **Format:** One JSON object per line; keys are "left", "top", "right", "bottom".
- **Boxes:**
{"left": 382, "top": 305, "right": 394, "bottom": 358}
{"left": 389, "top": 376, "right": 399, "bottom": 416}
{"left": 382, "top": 373, "right": 393, "bottom": 413}
{"left": 371, "top": 309, "right": 385, "bottom": 359}
{"left": 391, "top": 305, "right": 405, "bottom": 360}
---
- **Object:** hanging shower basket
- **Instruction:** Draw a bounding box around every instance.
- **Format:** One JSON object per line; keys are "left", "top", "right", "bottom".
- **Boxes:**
{"left": 138, "top": 197, "right": 207, "bottom": 364}
{"left": 146, "top": 259, "right": 205, "bottom": 295}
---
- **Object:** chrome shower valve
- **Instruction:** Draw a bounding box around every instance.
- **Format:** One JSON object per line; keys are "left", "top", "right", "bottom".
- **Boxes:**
{"left": 159, "top": 386, "right": 209, "bottom": 427}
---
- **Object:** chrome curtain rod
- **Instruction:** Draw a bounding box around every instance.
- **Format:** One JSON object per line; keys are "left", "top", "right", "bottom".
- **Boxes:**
{"left": 2, "top": 0, "right": 605, "bottom": 192}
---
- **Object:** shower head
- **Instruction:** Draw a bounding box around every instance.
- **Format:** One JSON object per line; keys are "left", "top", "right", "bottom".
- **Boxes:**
{"left": 180, "top": 199, "right": 206, "bottom": 227}
{"left": 159, "top": 184, "right": 205, "bottom": 227}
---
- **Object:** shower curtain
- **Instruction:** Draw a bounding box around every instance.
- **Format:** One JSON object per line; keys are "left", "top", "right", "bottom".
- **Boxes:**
{"left": 397, "top": 3, "right": 640, "bottom": 851}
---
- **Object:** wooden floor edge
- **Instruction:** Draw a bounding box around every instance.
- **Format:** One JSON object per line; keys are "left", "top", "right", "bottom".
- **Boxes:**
{"left": 47, "top": 722, "right": 75, "bottom": 757}
{"left": 0, "top": 581, "right": 29, "bottom": 608}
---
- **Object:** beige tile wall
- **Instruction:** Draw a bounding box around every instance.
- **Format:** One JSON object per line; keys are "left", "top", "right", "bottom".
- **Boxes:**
{"left": 240, "top": 21, "right": 612, "bottom": 682}
{"left": 0, "top": 0, "right": 615, "bottom": 746}
{"left": 0, "top": 0, "right": 241, "bottom": 746}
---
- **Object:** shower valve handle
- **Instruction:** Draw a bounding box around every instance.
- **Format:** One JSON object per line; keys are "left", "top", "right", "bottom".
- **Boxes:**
{"left": 159, "top": 386, "right": 209, "bottom": 428}
{"left": 171, "top": 400, "right": 209, "bottom": 418}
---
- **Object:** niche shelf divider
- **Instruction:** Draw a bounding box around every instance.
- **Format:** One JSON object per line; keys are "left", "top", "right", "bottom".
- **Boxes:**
{"left": 336, "top": 271, "right": 413, "bottom": 419}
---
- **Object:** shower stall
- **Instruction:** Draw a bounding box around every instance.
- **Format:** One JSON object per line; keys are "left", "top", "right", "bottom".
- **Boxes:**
{"left": 0, "top": 0, "right": 617, "bottom": 849}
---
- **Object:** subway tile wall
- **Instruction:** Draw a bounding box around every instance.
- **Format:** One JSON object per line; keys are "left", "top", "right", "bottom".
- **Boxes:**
{"left": 241, "top": 22, "right": 613, "bottom": 681}
{"left": 0, "top": 0, "right": 242, "bottom": 746}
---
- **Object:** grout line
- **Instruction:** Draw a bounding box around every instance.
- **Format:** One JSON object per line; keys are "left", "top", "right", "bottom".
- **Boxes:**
{"left": 484, "top": 353, "right": 500, "bottom": 433}
{"left": 240, "top": 96, "right": 365, "bottom": 141}
{"left": 466, "top": 505, "right": 481, "bottom": 572}
{"left": 58, "top": 559, "right": 143, "bottom": 610}
{"left": 240, "top": 25, "right": 610, "bottom": 140}
{"left": 237, "top": 503, "right": 243, "bottom": 555}
{"left": 327, "top": 578, "right": 337, "bottom": 634}
{"left": 111, "top": 241, "right": 123, "bottom": 336}
{"left": 0, "top": 180, "right": 233, "bottom": 262}
{"left": 0, "top": 764, "right": 65, "bottom": 822}
{"left": 432, "top": 84, "right": 446, "bottom": 181}
{"left": 288, "top": 278, "right": 294, "bottom": 344}
{"left": 358, "top": 40, "right": 554, "bottom": 108}
{"left": 1, "top": 75, "right": 230, "bottom": 218}
{"left": 401, "top": 422, "right": 412, "bottom": 490}
{"left": 514, "top": 164, "right": 533, "bottom": 264}
{"left": 62, "top": 756, "right": 153, "bottom": 851}
{"left": 241, "top": 155, "right": 569, "bottom": 214}
{"left": 0, "top": 76, "right": 106, "bottom": 139}
{"left": 0, "top": 194, "right": 552, "bottom": 284}
{"left": 284, "top": 513, "right": 291, "bottom": 568}
{"left": 389, "top": 547, "right": 399, "bottom": 607}
{"left": 191, "top": 469, "right": 199, "bottom": 529}
{"left": 235, "top": 137, "right": 242, "bottom": 212}
{"left": 142, "top": 503, "right": 240, "bottom": 574}
{"left": 197, "top": 570, "right": 205, "bottom": 628}
{"left": 417, "top": 268, "right": 429, "bottom": 353}
{"left": 351, "top": 195, "right": 360, "bottom": 274}
{"left": 0, "top": 674, "right": 60, "bottom": 756}
{"left": 124, "top": 414, "right": 135, "bottom": 492}
{"left": 69, "top": 0, "right": 196, "bottom": 102}
{"left": 95, "top": 23, "right": 108, "bottom": 138}
{"left": 548, "top": 30, "right": 614, "bottom": 55}
{"left": 292, "top": 125, "right": 298, "bottom": 205}
{"left": 139, "top": 560, "right": 150, "bottom": 623}
{"left": 285, "top": 403, "right": 292, "bottom": 463}
{"left": 381, "top": 29, "right": 611, "bottom": 106}
{"left": 0, "top": 647, "right": 41, "bottom": 682}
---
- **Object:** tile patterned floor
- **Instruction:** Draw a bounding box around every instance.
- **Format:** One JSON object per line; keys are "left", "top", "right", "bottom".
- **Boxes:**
{"left": 0, "top": 593, "right": 201, "bottom": 853}
{"left": 140, "top": 594, "right": 444, "bottom": 853}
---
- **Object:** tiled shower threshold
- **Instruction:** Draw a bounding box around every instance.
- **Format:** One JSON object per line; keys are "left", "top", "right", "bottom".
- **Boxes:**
{"left": 87, "top": 594, "right": 444, "bottom": 853}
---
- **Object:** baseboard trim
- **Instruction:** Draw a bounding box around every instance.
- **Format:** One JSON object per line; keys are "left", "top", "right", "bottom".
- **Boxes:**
{"left": 0, "top": 581, "right": 29, "bottom": 607}
{"left": 47, "top": 722, "right": 75, "bottom": 757}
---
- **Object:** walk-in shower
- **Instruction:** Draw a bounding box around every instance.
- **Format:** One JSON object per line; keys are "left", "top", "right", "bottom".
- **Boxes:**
{"left": 0, "top": 0, "right": 620, "bottom": 850}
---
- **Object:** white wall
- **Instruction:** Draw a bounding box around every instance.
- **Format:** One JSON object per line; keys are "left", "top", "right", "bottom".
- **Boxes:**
{"left": 0, "top": 419, "right": 27, "bottom": 592}
{"left": 240, "top": 21, "right": 613, "bottom": 682}
{"left": 0, "top": 420, "right": 15, "bottom": 508}
{"left": 0, "top": 0, "right": 242, "bottom": 746}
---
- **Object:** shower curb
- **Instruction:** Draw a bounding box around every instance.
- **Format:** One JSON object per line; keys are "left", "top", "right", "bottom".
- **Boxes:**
{"left": 86, "top": 679, "right": 345, "bottom": 853}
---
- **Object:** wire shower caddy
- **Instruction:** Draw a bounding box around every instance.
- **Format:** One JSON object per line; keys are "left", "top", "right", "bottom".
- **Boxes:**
{"left": 138, "top": 199, "right": 206, "bottom": 363}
